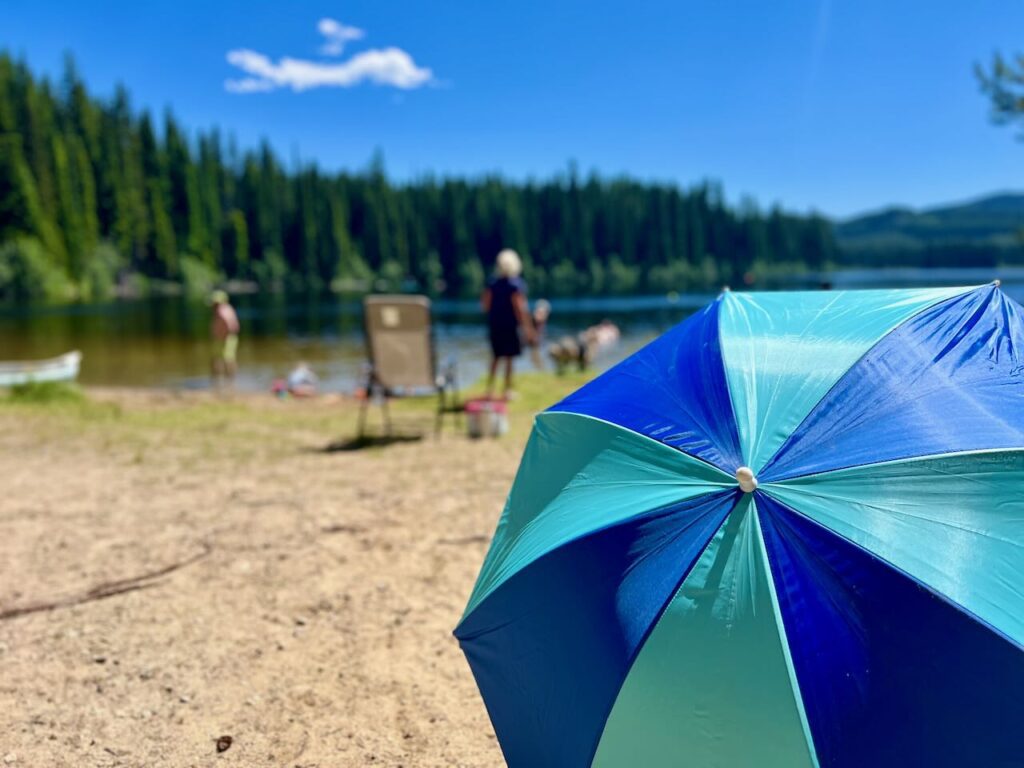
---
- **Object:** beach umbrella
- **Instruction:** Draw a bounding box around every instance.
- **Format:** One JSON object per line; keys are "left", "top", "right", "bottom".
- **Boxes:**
{"left": 454, "top": 283, "right": 1024, "bottom": 768}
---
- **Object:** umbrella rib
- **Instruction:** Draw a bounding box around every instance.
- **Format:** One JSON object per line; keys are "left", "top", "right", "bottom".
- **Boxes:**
{"left": 580, "top": 497, "right": 741, "bottom": 767}
{"left": 462, "top": 486, "right": 738, "bottom": 629}
{"left": 763, "top": 444, "right": 1024, "bottom": 484}
{"left": 756, "top": 285, "right": 983, "bottom": 478}
{"left": 541, "top": 410, "right": 737, "bottom": 480}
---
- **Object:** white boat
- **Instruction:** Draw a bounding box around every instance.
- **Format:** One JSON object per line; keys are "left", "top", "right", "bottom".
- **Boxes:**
{"left": 0, "top": 351, "right": 82, "bottom": 387}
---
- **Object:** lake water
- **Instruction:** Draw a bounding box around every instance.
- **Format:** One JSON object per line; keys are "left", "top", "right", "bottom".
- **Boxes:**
{"left": 0, "top": 268, "right": 1017, "bottom": 392}
{"left": 0, "top": 292, "right": 717, "bottom": 391}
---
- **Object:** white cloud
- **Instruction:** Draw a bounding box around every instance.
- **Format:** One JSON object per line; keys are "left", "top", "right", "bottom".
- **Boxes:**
{"left": 225, "top": 20, "right": 433, "bottom": 94}
{"left": 224, "top": 76, "right": 276, "bottom": 94}
{"left": 317, "top": 18, "right": 365, "bottom": 57}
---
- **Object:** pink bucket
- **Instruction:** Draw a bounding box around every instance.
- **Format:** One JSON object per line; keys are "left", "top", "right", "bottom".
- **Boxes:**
{"left": 465, "top": 398, "right": 509, "bottom": 438}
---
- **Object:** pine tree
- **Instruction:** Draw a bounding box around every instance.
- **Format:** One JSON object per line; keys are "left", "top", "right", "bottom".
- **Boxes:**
{"left": 0, "top": 135, "right": 35, "bottom": 240}
{"left": 0, "top": 50, "right": 845, "bottom": 301}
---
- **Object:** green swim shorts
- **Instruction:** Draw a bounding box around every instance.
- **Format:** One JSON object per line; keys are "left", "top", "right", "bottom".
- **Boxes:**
{"left": 221, "top": 334, "right": 238, "bottom": 364}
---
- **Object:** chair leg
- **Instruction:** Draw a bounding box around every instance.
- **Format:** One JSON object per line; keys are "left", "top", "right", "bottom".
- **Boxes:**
{"left": 435, "top": 390, "right": 442, "bottom": 435}
{"left": 357, "top": 393, "right": 370, "bottom": 439}
{"left": 357, "top": 370, "right": 377, "bottom": 440}
{"left": 435, "top": 386, "right": 448, "bottom": 436}
{"left": 380, "top": 394, "right": 393, "bottom": 437}
{"left": 451, "top": 372, "right": 463, "bottom": 430}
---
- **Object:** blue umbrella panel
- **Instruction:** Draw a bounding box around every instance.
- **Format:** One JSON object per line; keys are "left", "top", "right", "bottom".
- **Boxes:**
{"left": 455, "top": 284, "right": 1024, "bottom": 768}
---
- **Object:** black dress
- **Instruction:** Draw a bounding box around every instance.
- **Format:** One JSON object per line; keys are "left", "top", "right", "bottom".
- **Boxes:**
{"left": 488, "top": 276, "right": 525, "bottom": 357}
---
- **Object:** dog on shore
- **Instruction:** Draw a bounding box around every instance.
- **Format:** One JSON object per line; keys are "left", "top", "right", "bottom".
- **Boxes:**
{"left": 548, "top": 320, "right": 620, "bottom": 374}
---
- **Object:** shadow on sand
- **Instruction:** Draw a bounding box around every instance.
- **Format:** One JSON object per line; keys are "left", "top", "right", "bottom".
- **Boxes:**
{"left": 318, "top": 434, "right": 425, "bottom": 452}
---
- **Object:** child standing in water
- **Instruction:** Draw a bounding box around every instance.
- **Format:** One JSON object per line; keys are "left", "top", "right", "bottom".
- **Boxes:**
{"left": 210, "top": 290, "right": 240, "bottom": 384}
{"left": 482, "top": 249, "right": 534, "bottom": 400}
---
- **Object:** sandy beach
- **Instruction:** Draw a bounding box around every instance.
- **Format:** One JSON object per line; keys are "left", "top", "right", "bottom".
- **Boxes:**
{"left": 0, "top": 381, "right": 583, "bottom": 767}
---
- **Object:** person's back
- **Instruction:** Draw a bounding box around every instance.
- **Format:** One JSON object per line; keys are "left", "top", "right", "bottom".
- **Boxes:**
{"left": 487, "top": 276, "right": 524, "bottom": 336}
{"left": 482, "top": 249, "right": 533, "bottom": 399}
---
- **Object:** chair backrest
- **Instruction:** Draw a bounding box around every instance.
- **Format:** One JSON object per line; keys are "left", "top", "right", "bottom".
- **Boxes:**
{"left": 363, "top": 294, "right": 436, "bottom": 392}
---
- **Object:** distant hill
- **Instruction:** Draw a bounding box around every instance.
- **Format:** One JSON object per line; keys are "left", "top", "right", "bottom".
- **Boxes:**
{"left": 836, "top": 193, "right": 1024, "bottom": 267}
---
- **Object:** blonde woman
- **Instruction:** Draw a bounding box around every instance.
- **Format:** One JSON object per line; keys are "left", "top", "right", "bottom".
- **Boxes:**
{"left": 481, "top": 249, "right": 535, "bottom": 400}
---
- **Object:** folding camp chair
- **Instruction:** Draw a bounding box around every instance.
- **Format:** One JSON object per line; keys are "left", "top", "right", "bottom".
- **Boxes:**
{"left": 358, "top": 294, "right": 461, "bottom": 439}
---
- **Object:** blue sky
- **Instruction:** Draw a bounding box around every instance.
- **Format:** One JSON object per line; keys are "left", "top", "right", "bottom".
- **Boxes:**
{"left": 4, "top": 0, "right": 1024, "bottom": 217}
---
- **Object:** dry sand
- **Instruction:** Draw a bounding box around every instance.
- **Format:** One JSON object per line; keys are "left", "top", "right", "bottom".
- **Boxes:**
{"left": 0, "top": 386, "right": 570, "bottom": 767}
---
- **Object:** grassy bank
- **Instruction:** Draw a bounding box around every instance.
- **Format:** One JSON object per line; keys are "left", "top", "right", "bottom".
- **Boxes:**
{"left": 1, "top": 370, "right": 596, "bottom": 451}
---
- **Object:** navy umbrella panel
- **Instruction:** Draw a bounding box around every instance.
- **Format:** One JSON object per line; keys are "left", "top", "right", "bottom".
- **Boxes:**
{"left": 456, "top": 284, "right": 1024, "bottom": 767}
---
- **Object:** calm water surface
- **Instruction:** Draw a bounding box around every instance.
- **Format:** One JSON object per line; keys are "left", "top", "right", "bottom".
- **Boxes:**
{"left": 0, "top": 292, "right": 713, "bottom": 391}
{"left": 0, "top": 268, "right": 1017, "bottom": 392}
